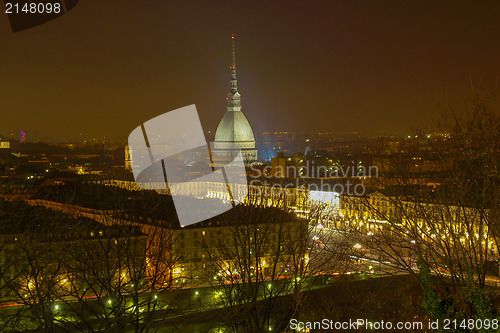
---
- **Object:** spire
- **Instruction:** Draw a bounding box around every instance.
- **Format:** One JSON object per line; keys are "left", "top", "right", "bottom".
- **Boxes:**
{"left": 230, "top": 34, "right": 238, "bottom": 93}
{"left": 227, "top": 34, "right": 241, "bottom": 112}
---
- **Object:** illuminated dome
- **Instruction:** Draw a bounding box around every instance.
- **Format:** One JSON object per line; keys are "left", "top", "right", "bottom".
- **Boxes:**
{"left": 214, "top": 107, "right": 255, "bottom": 143}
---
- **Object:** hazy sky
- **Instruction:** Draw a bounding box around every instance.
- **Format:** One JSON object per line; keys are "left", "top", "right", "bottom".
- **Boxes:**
{"left": 1, "top": 0, "right": 499, "bottom": 141}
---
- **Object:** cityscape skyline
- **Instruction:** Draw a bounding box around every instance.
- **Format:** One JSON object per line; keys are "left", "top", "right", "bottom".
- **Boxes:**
{"left": 1, "top": 1, "right": 500, "bottom": 141}
{"left": 1, "top": 2, "right": 499, "bottom": 331}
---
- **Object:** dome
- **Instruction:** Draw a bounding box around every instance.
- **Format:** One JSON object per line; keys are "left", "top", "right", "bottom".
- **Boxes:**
{"left": 214, "top": 110, "right": 255, "bottom": 143}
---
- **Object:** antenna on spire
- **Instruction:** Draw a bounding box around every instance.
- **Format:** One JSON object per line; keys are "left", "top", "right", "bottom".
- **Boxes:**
{"left": 230, "top": 34, "right": 238, "bottom": 92}
{"left": 231, "top": 35, "right": 236, "bottom": 76}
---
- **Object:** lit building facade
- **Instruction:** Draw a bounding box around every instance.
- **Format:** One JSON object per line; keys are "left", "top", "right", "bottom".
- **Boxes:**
{"left": 170, "top": 211, "right": 308, "bottom": 285}
{"left": 339, "top": 191, "right": 497, "bottom": 257}
{"left": 125, "top": 145, "right": 132, "bottom": 171}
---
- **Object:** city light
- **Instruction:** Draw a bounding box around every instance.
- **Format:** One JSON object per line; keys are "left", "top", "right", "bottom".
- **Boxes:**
{"left": 1, "top": 3, "right": 497, "bottom": 331}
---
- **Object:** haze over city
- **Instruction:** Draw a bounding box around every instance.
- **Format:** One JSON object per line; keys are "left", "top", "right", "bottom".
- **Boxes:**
{"left": 1, "top": 0, "right": 499, "bottom": 141}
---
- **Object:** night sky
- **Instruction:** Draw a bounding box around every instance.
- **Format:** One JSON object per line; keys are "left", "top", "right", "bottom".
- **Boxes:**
{"left": 1, "top": 0, "right": 499, "bottom": 141}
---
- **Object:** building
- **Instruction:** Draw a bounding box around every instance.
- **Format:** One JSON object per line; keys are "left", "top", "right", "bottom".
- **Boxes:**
{"left": 170, "top": 206, "right": 308, "bottom": 284}
{"left": 271, "top": 152, "right": 287, "bottom": 178}
{"left": 0, "top": 201, "right": 147, "bottom": 301}
{"left": 101, "top": 179, "right": 310, "bottom": 218}
{"left": 0, "top": 141, "right": 10, "bottom": 149}
{"left": 213, "top": 35, "right": 257, "bottom": 166}
{"left": 339, "top": 190, "right": 498, "bottom": 257}
{"left": 125, "top": 145, "right": 132, "bottom": 171}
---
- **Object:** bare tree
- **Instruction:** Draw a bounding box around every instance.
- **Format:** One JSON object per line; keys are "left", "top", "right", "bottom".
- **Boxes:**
{"left": 340, "top": 92, "right": 499, "bottom": 322}
{"left": 190, "top": 184, "right": 352, "bottom": 333}
{"left": 0, "top": 183, "right": 187, "bottom": 333}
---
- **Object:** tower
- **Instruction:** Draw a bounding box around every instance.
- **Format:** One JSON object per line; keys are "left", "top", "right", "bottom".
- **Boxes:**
{"left": 124, "top": 145, "right": 132, "bottom": 171}
{"left": 213, "top": 35, "right": 257, "bottom": 166}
